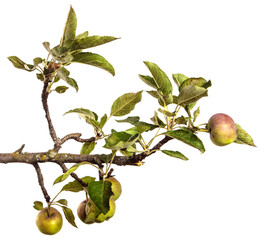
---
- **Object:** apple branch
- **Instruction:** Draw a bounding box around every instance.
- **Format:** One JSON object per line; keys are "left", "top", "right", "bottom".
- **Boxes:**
{"left": 0, "top": 136, "right": 172, "bottom": 166}
{"left": 42, "top": 75, "right": 59, "bottom": 150}
{"left": 32, "top": 162, "right": 51, "bottom": 203}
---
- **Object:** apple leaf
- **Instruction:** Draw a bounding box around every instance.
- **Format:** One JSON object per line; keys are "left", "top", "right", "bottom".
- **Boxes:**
{"left": 8, "top": 56, "right": 35, "bottom": 71}
{"left": 70, "top": 35, "right": 119, "bottom": 52}
{"left": 33, "top": 201, "right": 43, "bottom": 211}
{"left": 179, "top": 77, "right": 208, "bottom": 92}
{"left": 139, "top": 74, "right": 157, "bottom": 89}
{"left": 172, "top": 73, "right": 188, "bottom": 88}
{"left": 116, "top": 116, "right": 140, "bottom": 124}
{"left": 64, "top": 108, "right": 98, "bottom": 126}
{"left": 161, "top": 150, "right": 189, "bottom": 160}
{"left": 146, "top": 91, "right": 173, "bottom": 106}
{"left": 158, "top": 108, "right": 175, "bottom": 117}
{"left": 61, "top": 176, "right": 96, "bottom": 192}
{"left": 55, "top": 86, "right": 69, "bottom": 94}
{"left": 80, "top": 141, "right": 96, "bottom": 155}
{"left": 88, "top": 180, "right": 113, "bottom": 214}
{"left": 56, "top": 67, "right": 78, "bottom": 92}
{"left": 110, "top": 91, "right": 143, "bottom": 117}
{"left": 125, "top": 125, "right": 152, "bottom": 135}
{"left": 55, "top": 199, "right": 68, "bottom": 206}
{"left": 104, "top": 131, "right": 139, "bottom": 150}
{"left": 150, "top": 111, "right": 165, "bottom": 127}
{"left": 75, "top": 31, "right": 89, "bottom": 40}
{"left": 143, "top": 61, "right": 173, "bottom": 95}
{"left": 61, "top": 206, "right": 78, "bottom": 228}
{"left": 175, "top": 115, "right": 187, "bottom": 125}
{"left": 53, "top": 162, "right": 92, "bottom": 184}
{"left": 178, "top": 85, "right": 208, "bottom": 106}
{"left": 60, "top": 6, "right": 77, "bottom": 47}
{"left": 71, "top": 52, "right": 115, "bottom": 76}
{"left": 165, "top": 128, "right": 205, "bottom": 153}
{"left": 234, "top": 123, "right": 256, "bottom": 147}
{"left": 193, "top": 107, "right": 200, "bottom": 122}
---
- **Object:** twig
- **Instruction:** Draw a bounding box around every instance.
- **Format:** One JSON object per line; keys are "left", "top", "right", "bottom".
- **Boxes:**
{"left": 32, "top": 162, "right": 51, "bottom": 203}
{"left": 59, "top": 133, "right": 96, "bottom": 145}
{"left": 14, "top": 144, "right": 25, "bottom": 154}
{"left": 41, "top": 75, "right": 60, "bottom": 149}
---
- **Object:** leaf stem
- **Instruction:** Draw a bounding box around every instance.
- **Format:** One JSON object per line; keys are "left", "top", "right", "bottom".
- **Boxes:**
{"left": 105, "top": 150, "right": 117, "bottom": 177}
{"left": 50, "top": 190, "right": 62, "bottom": 205}
{"left": 147, "top": 127, "right": 162, "bottom": 148}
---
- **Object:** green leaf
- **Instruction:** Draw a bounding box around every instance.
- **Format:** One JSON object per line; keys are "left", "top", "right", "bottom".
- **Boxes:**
{"left": 75, "top": 31, "right": 89, "bottom": 40}
{"left": 143, "top": 61, "right": 173, "bottom": 95}
{"left": 43, "top": 42, "right": 73, "bottom": 63}
{"left": 104, "top": 131, "right": 139, "bottom": 150}
{"left": 43, "top": 41, "right": 51, "bottom": 52}
{"left": 33, "top": 57, "right": 43, "bottom": 66}
{"left": 71, "top": 35, "right": 118, "bottom": 52}
{"left": 120, "top": 144, "right": 139, "bottom": 156}
{"left": 55, "top": 199, "right": 68, "bottom": 206}
{"left": 161, "top": 150, "right": 189, "bottom": 160}
{"left": 179, "top": 77, "right": 207, "bottom": 91}
{"left": 116, "top": 116, "right": 140, "bottom": 124}
{"left": 61, "top": 206, "right": 77, "bottom": 228}
{"left": 53, "top": 162, "right": 91, "bottom": 184}
{"left": 88, "top": 180, "right": 113, "bottom": 214}
{"left": 165, "top": 129, "right": 205, "bottom": 153}
{"left": 64, "top": 108, "right": 98, "bottom": 124}
{"left": 99, "top": 154, "right": 113, "bottom": 164}
{"left": 116, "top": 116, "right": 158, "bottom": 131}
{"left": 55, "top": 86, "right": 69, "bottom": 93}
{"left": 139, "top": 75, "right": 157, "bottom": 89}
{"left": 8, "top": 56, "right": 34, "bottom": 71}
{"left": 158, "top": 108, "right": 175, "bottom": 117}
{"left": 61, "top": 176, "right": 96, "bottom": 192}
{"left": 80, "top": 141, "right": 96, "bottom": 155}
{"left": 234, "top": 123, "right": 256, "bottom": 147}
{"left": 110, "top": 91, "right": 143, "bottom": 117}
{"left": 175, "top": 116, "right": 187, "bottom": 125}
{"left": 71, "top": 52, "right": 115, "bottom": 76}
{"left": 193, "top": 107, "right": 200, "bottom": 122}
{"left": 178, "top": 85, "right": 208, "bottom": 105}
{"left": 36, "top": 73, "right": 44, "bottom": 81}
{"left": 172, "top": 73, "right": 188, "bottom": 88}
{"left": 56, "top": 67, "right": 78, "bottom": 91}
{"left": 146, "top": 90, "right": 160, "bottom": 99}
{"left": 146, "top": 91, "right": 173, "bottom": 106}
{"left": 150, "top": 111, "right": 165, "bottom": 127}
{"left": 50, "top": 45, "right": 73, "bottom": 63}
{"left": 60, "top": 6, "right": 77, "bottom": 47}
{"left": 99, "top": 114, "right": 108, "bottom": 129}
{"left": 33, "top": 201, "right": 43, "bottom": 211}
{"left": 125, "top": 125, "right": 152, "bottom": 135}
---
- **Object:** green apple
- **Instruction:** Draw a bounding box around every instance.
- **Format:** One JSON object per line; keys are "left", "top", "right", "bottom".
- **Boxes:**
{"left": 208, "top": 113, "right": 238, "bottom": 146}
{"left": 36, "top": 207, "right": 63, "bottom": 235}
{"left": 77, "top": 200, "right": 100, "bottom": 224}
{"left": 105, "top": 177, "right": 122, "bottom": 201}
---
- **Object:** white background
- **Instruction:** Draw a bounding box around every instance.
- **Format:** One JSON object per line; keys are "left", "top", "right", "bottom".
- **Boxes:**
{"left": 0, "top": 0, "right": 273, "bottom": 239}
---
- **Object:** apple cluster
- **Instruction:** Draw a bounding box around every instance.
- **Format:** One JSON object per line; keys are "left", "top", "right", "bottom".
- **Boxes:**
{"left": 35, "top": 177, "right": 122, "bottom": 235}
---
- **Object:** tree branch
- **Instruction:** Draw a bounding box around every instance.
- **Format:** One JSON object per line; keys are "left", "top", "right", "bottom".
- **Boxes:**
{"left": 42, "top": 75, "right": 60, "bottom": 150}
{"left": 59, "top": 133, "right": 96, "bottom": 145}
{"left": 0, "top": 136, "right": 172, "bottom": 166}
{"left": 32, "top": 162, "right": 51, "bottom": 203}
